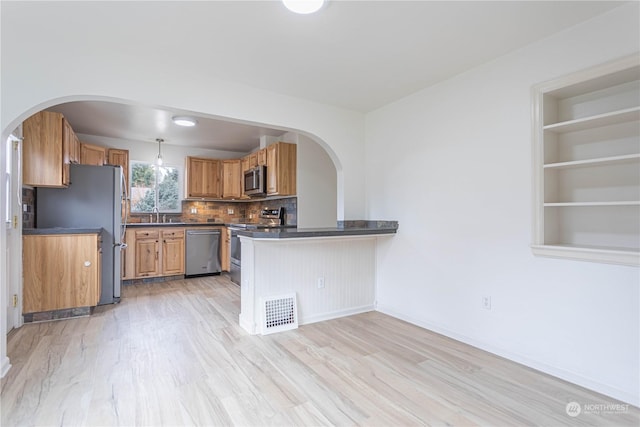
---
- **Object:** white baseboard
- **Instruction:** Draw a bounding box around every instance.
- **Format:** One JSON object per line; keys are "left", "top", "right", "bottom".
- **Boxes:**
{"left": 238, "top": 314, "right": 256, "bottom": 335}
{"left": 376, "top": 305, "right": 638, "bottom": 407}
{"left": 0, "top": 356, "right": 11, "bottom": 378}
{"left": 300, "top": 304, "right": 375, "bottom": 326}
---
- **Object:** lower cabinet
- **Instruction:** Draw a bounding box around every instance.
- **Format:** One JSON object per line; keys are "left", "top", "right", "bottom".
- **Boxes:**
{"left": 135, "top": 230, "right": 160, "bottom": 277}
{"left": 124, "top": 227, "right": 185, "bottom": 279}
{"left": 23, "top": 233, "right": 101, "bottom": 313}
{"left": 221, "top": 227, "right": 230, "bottom": 272}
{"left": 162, "top": 229, "right": 185, "bottom": 275}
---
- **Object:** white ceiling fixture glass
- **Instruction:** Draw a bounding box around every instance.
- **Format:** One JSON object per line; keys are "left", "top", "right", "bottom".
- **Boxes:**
{"left": 156, "top": 138, "right": 164, "bottom": 166}
{"left": 282, "top": 0, "right": 325, "bottom": 14}
{"left": 172, "top": 116, "right": 197, "bottom": 127}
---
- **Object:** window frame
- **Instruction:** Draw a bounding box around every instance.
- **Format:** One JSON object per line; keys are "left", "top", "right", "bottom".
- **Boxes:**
{"left": 129, "top": 160, "right": 181, "bottom": 214}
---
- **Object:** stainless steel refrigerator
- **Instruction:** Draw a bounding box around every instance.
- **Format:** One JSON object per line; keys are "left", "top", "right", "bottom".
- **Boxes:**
{"left": 36, "top": 164, "right": 124, "bottom": 305}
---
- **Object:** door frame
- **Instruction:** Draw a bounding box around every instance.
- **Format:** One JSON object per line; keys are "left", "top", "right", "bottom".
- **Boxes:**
{"left": 6, "top": 130, "right": 23, "bottom": 332}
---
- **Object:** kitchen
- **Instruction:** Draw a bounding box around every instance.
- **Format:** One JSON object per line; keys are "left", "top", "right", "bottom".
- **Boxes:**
{"left": 18, "top": 104, "right": 396, "bottom": 330}
{"left": 1, "top": 1, "right": 639, "bottom": 423}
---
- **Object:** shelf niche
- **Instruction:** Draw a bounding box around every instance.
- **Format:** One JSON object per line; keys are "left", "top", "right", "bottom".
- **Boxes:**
{"left": 532, "top": 55, "right": 640, "bottom": 266}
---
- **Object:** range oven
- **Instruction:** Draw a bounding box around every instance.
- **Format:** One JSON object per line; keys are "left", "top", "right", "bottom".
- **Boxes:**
{"left": 229, "top": 226, "right": 243, "bottom": 285}
{"left": 228, "top": 207, "right": 288, "bottom": 286}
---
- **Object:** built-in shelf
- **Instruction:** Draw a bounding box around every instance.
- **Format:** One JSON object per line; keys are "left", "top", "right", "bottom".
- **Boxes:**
{"left": 543, "top": 153, "right": 640, "bottom": 170}
{"left": 543, "top": 106, "right": 640, "bottom": 133}
{"left": 532, "top": 55, "right": 640, "bottom": 266}
{"left": 544, "top": 201, "right": 640, "bottom": 207}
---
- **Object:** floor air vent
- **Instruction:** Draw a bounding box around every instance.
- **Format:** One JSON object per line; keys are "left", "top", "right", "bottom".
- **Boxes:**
{"left": 262, "top": 293, "right": 298, "bottom": 335}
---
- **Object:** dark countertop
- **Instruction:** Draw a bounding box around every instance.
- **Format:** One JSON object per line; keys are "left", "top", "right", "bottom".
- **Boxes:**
{"left": 237, "top": 221, "right": 398, "bottom": 239}
{"left": 23, "top": 228, "right": 103, "bottom": 235}
{"left": 125, "top": 222, "right": 226, "bottom": 227}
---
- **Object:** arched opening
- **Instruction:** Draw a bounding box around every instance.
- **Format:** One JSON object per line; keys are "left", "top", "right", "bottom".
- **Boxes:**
{"left": 0, "top": 95, "right": 344, "bottom": 375}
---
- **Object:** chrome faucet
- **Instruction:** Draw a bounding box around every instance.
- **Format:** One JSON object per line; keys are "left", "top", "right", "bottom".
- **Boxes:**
{"left": 152, "top": 206, "right": 159, "bottom": 223}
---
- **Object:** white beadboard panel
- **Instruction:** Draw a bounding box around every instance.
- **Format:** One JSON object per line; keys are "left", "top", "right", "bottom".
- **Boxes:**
{"left": 239, "top": 236, "right": 377, "bottom": 334}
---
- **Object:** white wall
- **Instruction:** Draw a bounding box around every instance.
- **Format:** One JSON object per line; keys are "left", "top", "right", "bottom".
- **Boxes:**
{"left": 366, "top": 3, "right": 640, "bottom": 405}
{"left": 281, "top": 132, "right": 337, "bottom": 228}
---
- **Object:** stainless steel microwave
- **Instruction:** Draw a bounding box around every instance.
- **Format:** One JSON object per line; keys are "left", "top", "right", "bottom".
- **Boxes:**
{"left": 244, "top": 165, "right": 266, "bottom": 197}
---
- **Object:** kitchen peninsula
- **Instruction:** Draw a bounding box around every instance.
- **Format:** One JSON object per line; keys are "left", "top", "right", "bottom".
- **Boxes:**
{"left": 238, "top": 221, "right": 398, "bottom": 335}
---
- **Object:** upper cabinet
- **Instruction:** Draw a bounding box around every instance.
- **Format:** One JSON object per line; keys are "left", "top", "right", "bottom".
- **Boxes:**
{"left": 266, "top": 142, "right": 297, "bottom": 196}
{"left": 23, "top": 111, "right": 79, "bottom": 188}
{"left": 531, "top": 55, "right": 640, "bottom": 266}
{"left": 222, "top": 159, "right": 242, "bottom": 199}
{"left": 80, "top": 142, "right": 106, "bottom": 165}
{"left": 185, "top": 156, "right": 222, "bottom": 199}
{"left": 107, "top": 148, "right": 129, "bottom": 189}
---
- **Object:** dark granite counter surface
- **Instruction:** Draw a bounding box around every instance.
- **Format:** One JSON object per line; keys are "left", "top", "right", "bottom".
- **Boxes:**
{"left": 237, "top": 221, "right": 398, "bottom": 239}
{"left": 23, "top": 228, "right": 103, "bottom": 235}
{"left": 125, "top": 222, "right": 226, "bottom": 227}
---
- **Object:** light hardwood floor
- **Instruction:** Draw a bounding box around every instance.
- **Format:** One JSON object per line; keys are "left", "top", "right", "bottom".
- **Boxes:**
{"left": 2, "top": 275, "right": 638, "bottom": 426}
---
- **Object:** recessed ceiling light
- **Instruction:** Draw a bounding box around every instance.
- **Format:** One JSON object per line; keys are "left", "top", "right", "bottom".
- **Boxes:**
{"left": 172, "top": 116, "right": 197, "bottom": 127}
{"left": 282, "top": 0, "right": 326, "bottom": 14}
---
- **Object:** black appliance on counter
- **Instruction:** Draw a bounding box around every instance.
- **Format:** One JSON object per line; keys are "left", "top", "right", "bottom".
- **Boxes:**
{"left": 229, "top": 207, "right": 289, "bottom": 285}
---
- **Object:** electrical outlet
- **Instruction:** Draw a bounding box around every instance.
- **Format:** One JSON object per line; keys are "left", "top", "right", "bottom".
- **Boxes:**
{"left": 482, "top": 296, "right": 492, "bottom": 310}
{"left": 190, "top": 208, "right": 197, "bottom": 214}
{"left": 317, "top": 277, "right": 325, "bottom": 289}
{"left": 228, "top": 208, "right": 234, "bottom": 215}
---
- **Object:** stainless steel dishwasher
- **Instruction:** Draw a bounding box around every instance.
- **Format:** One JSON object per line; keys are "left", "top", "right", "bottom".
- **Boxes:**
{"left": 185, "top": 229, "right": 221, "bottom": 277}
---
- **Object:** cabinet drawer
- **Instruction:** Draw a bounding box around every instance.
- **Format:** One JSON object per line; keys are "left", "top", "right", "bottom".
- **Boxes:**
{"left": 135, "top": 229, "right": 159, "bottom": 239}
{"left": 161, "top": 229, "right": 184, "bottom": 239}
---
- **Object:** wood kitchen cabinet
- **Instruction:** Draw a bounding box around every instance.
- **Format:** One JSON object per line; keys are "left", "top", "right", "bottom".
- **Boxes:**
{"left": 222, "top": 159, "right": 242, "bottom": 199}
{"left": 134, "top": 229, "right": 160, "bottom": 277}
{"left": 185, "top": 156, "right": 222, "bottom": 198}
{"left": 221, "top": 227, "right": 230, "bottom": 272}
{"left": 80, "top": 142, "right": 106, "bottom": 166}
{"left": 107, "top": 148, "right": 129, "bottom": 189}
{"left": 23, "top": 111, "right": 79, "bottom": 188}
{"left": 162, "top": 229, "right": 185, "bottom": 275}
{"left": 266, "top": 142, "right": 297, "bottom": 196}
{"left": 121, "top": 228, "right": 136, "bottom": 280}
{"left": 23, "top": 233, "right": 101, "bottom": 313}
{"left": 128, "top": 227, "right": 185, "bottom": 279}
{"left": 63, "top": 117, "right": 80, "bottom": 165}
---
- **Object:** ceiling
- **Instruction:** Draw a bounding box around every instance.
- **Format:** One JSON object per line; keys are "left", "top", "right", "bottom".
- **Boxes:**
{"left": 23, "top": 0, "right": 625, "bottom": 152}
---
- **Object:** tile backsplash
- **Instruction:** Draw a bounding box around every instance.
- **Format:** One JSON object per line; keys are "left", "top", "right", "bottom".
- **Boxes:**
{"left": 128, "top": 197, "right": 297, "bottom": 225}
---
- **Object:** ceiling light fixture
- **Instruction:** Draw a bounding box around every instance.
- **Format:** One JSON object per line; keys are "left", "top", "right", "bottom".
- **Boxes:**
{"left": 282, "top": 0, "right": 325, "bottom": 14}
{"left": 156, "top": 138, "right": 164, "bottom": 166}
{"left": 172, "top": 116, "right": 197, "bottom": 127}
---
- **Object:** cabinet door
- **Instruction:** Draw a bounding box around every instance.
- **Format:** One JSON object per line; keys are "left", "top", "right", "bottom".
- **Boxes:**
{"left": 203, "top": 159, "right": 222, "bottom": 198}
{"left": 266, "top": 142, "right": 297, "bottom": 196}
{"left": 222, "top": 159, "right": 242, "bottom": 199}
{"left": 162, "top": 237, "right": 185, "bottom": 275}
{"left": 108, "top": 148, "right": 129, "bottom": 190}
{"left": 266, "top": 143, "right": 278, "bottom": 194}
{"left": 221, "top": 227, "right": 230, "bottom": 272}
{"left": 186, "top": 157, "right": 205, "bottom": 197}
{"left": 121, "top": 228, "right": 136, "bottom": 280}
{"left": 23, "top": 234, "right": 100, "bottom": 313}
{"left": 186, "top": 157, "right": 221, "bottom": 198}
{"left": 22, "top": 111, "right": 65, "bottom": 187}
{"left": 135, "top": 238, "right": 159, "bottom": 277}
{"left": 62, "top": 118, "right": 74, "bottom": 185}
{"left": 257, "top": 148, "right": 267, "bottom": 166}
{"left": 80, "top": 142, "right": 106, "bottom": 165}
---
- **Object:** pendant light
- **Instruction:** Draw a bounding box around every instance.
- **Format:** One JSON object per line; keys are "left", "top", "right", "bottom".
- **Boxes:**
{"left": 156, "top": 138, "right": 164, "bottom": 166}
